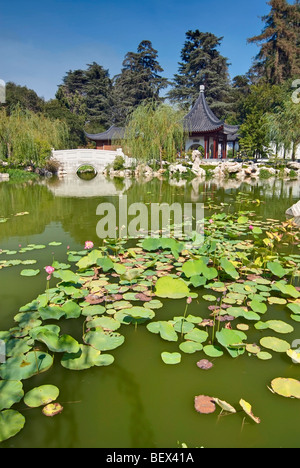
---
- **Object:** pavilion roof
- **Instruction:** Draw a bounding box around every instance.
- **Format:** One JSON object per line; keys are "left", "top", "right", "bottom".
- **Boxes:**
{"left": 85, "top": 126, "right": 125, "bottom": 141}
{"left": 183, "top": 87, "right": 239, "bottom": 137}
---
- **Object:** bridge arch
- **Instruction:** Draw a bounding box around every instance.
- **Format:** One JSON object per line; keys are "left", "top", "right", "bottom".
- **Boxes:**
{"left": 51, "top": 149, "right": 125, "bottom": 175}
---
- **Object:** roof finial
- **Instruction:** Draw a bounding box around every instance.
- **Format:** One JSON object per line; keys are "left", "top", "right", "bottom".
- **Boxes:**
{"left": 199, "top": 85, "right": 205, "bottom": 93}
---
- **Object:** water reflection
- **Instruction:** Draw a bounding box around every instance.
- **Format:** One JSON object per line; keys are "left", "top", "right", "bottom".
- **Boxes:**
{"left": 0, "top": 176, "right": 299, "bottom": 247}
{"left": 44, "top": 174, "right": 132, "bottom": 198}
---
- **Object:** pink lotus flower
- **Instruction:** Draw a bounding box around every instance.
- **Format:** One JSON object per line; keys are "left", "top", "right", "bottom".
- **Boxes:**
{"left": 84, "top": 241, "right": 94, "bottom": 250}
{"left": 45, "top": 265, "right": 55, "bottom": 275}
{"left": 209, "top": 219, "right": 213, "bottom": 224}
{"left": 187, "top": 296, "right": 192, "bottom": 305}
{"left": 249, "top": 225, "right": 254, "bottom": 231}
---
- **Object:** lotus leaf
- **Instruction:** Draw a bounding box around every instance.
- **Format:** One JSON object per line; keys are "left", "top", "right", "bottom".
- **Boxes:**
{"left": 226, "top": 306, "right": 260, "bottom": 321}
{"left": 61, "top": 344, "right": 114, "bottom": 370}
{"left": 161, "top": 352, "right": 181, "bottom": 365}
{"left": 35, "top": 330, "right": 80, "bottom": 354}
{"left": 144, "top": 300, "right": 163, "bottom": 310}
{"left": 197, "top": 359, "right": 213, "bottom": 370}
{"left": 263, "top": 320, "right": 294, "bottom": 334}
{"left": 256, "top": 351, "right": 272, "bottom": 360}
{"left": 0, "top": 410, "right": 26, "bottom": 442}
{"left": 0, "top": 351, "right": 53, "bottom": 380}
{"left": 87, "top": 316, "right": 121, "bottom": 331}
{"left": 179, "top": 341, "right": 203, "bottom": 354}
{"left": 216, "top": 329, "right": 247, "bottom": 357}
{"left": 260, "top": 336, "right": 290, "bottom": 352}
{"left": 249, "top": 300, "right": 267, "bottom": 314}
{"left": 268, "top": 296, "right": 287, "bottom": 305}
{"left": 24, "top": 385, "right": 59, "bottom": 408}
{"left": 246, "top": 343, "right": 261, "bottom": 354}
{"left": 0, "top": 380, "right": 24, "bottom": 411}
{"left": 20, "top": 269, "right": 40, "bottom": 277}
{"left": 76, "top": 250, "right": 102, "bottom": 269}
{"left": 239, "top": 399, "right": 261, "bottom": 424}
{"left": 271, "top": 377, "right": 300, "bottom": 399}
{"left": 220, "top": 258, "right": 239, "bottom": 280}
{"left": 194, "top": 395, "right": 216, "bottom": 414}
{"left": 61, "top": 300, "right": 81, "bottom": 319}
{"left": 155, "top": 276, "right": 191, "bottom": 299}
{"left": 83, "top": 330, "right": 125, "bottom": 351}
{"left": 29, "top": 324, "right": 60, "bottom": 340}
{"left": 274, "top": 282, "right": 300, "bottom": 299}
{"left": 5, "top": 337, "right": 33, "bottom": 357}
{"left": 38, "top": 305, "right": 65, "bottom": 321}
{"left": 173, "top": 319, "right": 194, "bottom": 334}
{"left": 81, "top": 304, "right": 106, "bottom": 316}
{"left": 42, "top": 403, "right": 63, "bottom": 417}
{"left": 267, "top": 262, "right": 287, "bottom": 278}
{"left": 213, "top": 398, "right": 236, "bottom": 413}
{"left": 184, "top": 328, "right": 208, "bottom": 344}
{"left": 287, "top": 303, "right": 300, "bottom": 315}
{"left": 203, "top": 345, "right": 224, "bottom": 357}
{"left": 121, "top": 306, "right": 155, "bottom": 321}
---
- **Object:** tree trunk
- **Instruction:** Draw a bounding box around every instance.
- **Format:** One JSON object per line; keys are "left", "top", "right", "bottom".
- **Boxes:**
{"left": 292, "top": 141, "right": 296, "bottom": 161}
{"left": 159, "top": 147, "right": 163, "bottom": 170}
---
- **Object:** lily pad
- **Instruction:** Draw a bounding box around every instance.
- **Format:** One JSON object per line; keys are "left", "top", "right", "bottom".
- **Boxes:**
{"left": 270, "top": 377, "right": 300, "bottom": 399}
{"left": 203, "top": 345, "right": 224, "bottom": 358}
{"left": 147, "top": 321, "right": 178, "bottom": 342}
{"left": 61, "top": 344, "right": 114, "bottom": 370}
{"left": 0, "top": 410, "right": 26, "bottom": 442}
{"left": 239, "top": 399, "right": 261, "bottom": 424}
{"left": 20, "top": 269, "right": 40, "bottom": 277}
{"left": 42, "top": 403, "right": 63, "bottom": 417}
{"left": 24, "top": 385, "right": 60, "bottom": 408}
{"left": 194, "top": 395, "right": 216, "bottom": 414}
{"left": 161, "top": 352, "right": 181, "bottom": 365}
{"left": 35, "top": 330, "right": 80, "bottom": 354}
{"left": 0, "top": 351, "right": 53, "bottom": 380}
{"left": 83, "top": 330, "right": 125, "bottom": 351}
{"left": 260, "top": 336, "right": 290, "bottom": 353}
{"left": 155, "top": 276, "right": 192, "bottom": 299}
{"left": 179, "top": 341, "right": 203, "bottom": 354}
{"left": 0, "top": 380, "right": 24, "bottom": 411}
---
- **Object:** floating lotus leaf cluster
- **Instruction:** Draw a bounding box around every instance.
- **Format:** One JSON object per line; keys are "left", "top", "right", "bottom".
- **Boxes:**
{"left": 1, "top": 208, "right": 300, "bottom": 442}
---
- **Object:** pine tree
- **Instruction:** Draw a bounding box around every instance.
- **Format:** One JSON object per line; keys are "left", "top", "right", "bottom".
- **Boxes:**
{"left": 111, "top": 40, "right": 168, "bottom": 126}
{"left": 84, "top": 62, "right": 112, "bottom": 132}
{"left": 56, "top": 63, "right": 113, "bottom": 132}
{"left": 167, "top": 30, "right": 232, "bottom": 118}
{"left": 247, "top": 0, "right": 300, "bottom": 84}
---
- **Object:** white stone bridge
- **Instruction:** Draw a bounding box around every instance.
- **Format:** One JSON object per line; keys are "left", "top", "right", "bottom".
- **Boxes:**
{"left": 51, "top": 148, "right": 126, "bottom": 175}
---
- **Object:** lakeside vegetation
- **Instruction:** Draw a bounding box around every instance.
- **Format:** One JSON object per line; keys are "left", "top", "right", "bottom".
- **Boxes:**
{"left": 0, "top": 0, "right": 299, "bottom": 171}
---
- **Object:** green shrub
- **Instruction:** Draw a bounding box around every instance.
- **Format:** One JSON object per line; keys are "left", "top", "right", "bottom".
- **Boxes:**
{"left": 113, "top": 155, "right": 125, "bottom": 171}
{"left": 259, "top": 168, "right": 272, "bottom": 179}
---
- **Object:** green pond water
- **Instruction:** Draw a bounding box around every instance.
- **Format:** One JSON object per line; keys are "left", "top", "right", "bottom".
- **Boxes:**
{"left": 0, "top": 174, "right": 300, "bottom": 448}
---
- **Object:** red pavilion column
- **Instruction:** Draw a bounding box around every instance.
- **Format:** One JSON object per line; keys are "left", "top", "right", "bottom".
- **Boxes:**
{"left": 213, "top": 137, "right": 218, "bottom": 159}
{"left": 204, "top": 137, "right": 208, "bottom": 159}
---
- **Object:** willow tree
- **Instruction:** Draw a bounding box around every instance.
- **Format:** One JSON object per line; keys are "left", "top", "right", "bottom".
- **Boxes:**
{"left": 266, "top": 96, "right": 300, "bottom": 160}
{"left": 0, "top": 105, "right": 69, "bottom": 166}
{"left": 123, "top": 102, "right": 185, "bottom": 169}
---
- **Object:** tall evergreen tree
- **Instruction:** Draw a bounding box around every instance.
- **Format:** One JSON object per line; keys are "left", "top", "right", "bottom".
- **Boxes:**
{"left": 247, "top": 0, "right": 300, "bottom": 84}
{"left": 56, "top": 62, "right": 112, "bottom": 132}
{"left": 167, "top": 30, "right": 232, "bottom": 118}
{"left": 5, "top": 82, "right": 45, "bottom": 114}
{"left": 84, "top": 62, "right": 112, "bottom": 132}
{"left": 111, "top": 40, "right": 168, "bottom": 126}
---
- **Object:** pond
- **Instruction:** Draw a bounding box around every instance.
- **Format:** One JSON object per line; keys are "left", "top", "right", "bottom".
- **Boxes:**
{"left": 0, "top": 173, "right": 300, "bottom": 448}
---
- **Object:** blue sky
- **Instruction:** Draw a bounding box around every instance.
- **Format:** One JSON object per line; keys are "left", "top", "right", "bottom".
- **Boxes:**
{"left": 0, "top": 0, "right": 272, "bottom": 100}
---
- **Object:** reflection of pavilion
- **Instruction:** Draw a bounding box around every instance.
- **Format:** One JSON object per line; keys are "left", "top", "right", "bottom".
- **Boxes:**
{"left": 183, "top": 86, "right": 239, "bottom": 159}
